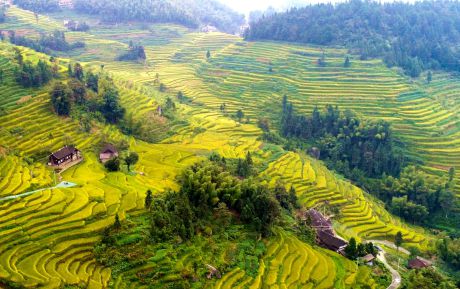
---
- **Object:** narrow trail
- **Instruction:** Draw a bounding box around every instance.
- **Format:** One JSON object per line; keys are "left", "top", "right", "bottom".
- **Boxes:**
{"left": 366, "top": 240, "right": 409, "bottom": 289}
{"left": 0, "top": 181, "right": 77, "bottom": 202}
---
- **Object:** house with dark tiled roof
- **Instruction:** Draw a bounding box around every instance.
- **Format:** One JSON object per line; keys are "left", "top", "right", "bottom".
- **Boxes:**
{"left": 307, "top": 209, "right": 348, "bottom": 254}
{"left": 408, "top": 256, "right": 432, "bottom": 269}
{"left": 48, "top": 146, "right": 82, "bottom": 168}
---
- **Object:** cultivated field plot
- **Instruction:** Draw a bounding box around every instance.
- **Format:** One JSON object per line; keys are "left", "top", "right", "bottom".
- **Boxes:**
{"left": 0, "top": 5, "right": 441, "bottom": 288}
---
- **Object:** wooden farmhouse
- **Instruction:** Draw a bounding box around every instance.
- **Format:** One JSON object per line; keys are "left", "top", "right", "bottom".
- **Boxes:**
{"left": 408, "top": 256, "right": 432, "bottom": 269}
{"left": 99, "top": 144, "right": 118, "bottom": 163}
{"left": 48, "top": 146, "right": 82, "bottom": 169}
{"left": 308, "top": 209, "right": 348, "bottom": 254}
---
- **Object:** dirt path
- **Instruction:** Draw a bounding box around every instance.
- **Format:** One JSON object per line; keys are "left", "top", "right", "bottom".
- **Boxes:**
{"left": 0, "top": 181, "right": 77, "bottom": 202}
{"left": 366, "top": 240, "right": 409, "bottom": 289}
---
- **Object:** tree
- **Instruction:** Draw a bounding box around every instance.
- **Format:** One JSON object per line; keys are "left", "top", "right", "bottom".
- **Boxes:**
{"left": 427, "top": 70, "right": 432, "bottom": 83}
{"left": 0, "top": 69, "right": 4, "bottom": 84}
{"left": 145, "top": 189, "right": 153, "bottom": 209}
{"left": 345, "top": 237, "right": 358, "bottom": 260}
{"left": 344, "top": 56, "right": 351, "bottom": 67}
{"left": 236, "top": 109, "right": 244, "bottom": 122}
{"left": 395, "top": 231, "right": 403, "bottom": 251}
{"left": 13, "top": 47, "right": 23, "bottom": 65}
{"left": 104, "top": 157, "right": 120, "bottom": 172}
{"left": 206, "top": 50, "right": 211, "bottom": 59}
{"left": 50, "top": 82, "right": 71, "bottom": 116}
{"left": 448, "top": 167, "right": 455, "bottom": 182}
{"left": 73, "top": 63, "right": 84, "bottom": 81}
{"left": 99, "top": 77, "right": 125, "bottom": 123}
{"left": 114, "top": 213, "right": 121, "bottom": 229}
{"left": 125, "top": 152, "right": 139, "bottom": 171}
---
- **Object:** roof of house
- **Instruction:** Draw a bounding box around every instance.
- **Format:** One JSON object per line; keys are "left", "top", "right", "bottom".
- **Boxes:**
{"left": 51, "top": 146, "right": 79, "bottom": 160}
{"left": 317, "top": 230, "right": 348, "bottom": 251}
{"left": 308, "top": 209, "right": 332, "bottom": 228}
{"left": 101, "top": 144, "right": 118, "bottom": 154}
{"left": 362, "top": 254, "right": 375, "bottom": 262}
{"left": 408, "top": 256, "right": 432, "bottom": 269}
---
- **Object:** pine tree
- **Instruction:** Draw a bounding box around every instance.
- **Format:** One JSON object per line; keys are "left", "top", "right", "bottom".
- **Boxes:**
{"left": 427, "top": 70, "right": 432, "bottom": 83}
{"left": 145, "top": 189, "right": 153, "bottom": 209}
{"left": 395, "top": 231, "right": 403, "bottom": 251}
{"left": 236, "top": 109, "right": 244, "bottom": 122}
{"left": 114, "top": 213, "right": 121, "bottom": 229}
{"left": 344, "top": 56, "right": 351, "bottom": 67}
{"left": 345, "top": 237, "right": 358, "bottom": 260}
{"left": 206, "top": 50, "right": 211, "bottom": 59}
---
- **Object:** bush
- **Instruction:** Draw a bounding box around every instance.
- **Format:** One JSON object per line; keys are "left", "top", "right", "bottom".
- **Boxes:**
{"left": 105, "top": 157, "right": 120, "bottom": 172}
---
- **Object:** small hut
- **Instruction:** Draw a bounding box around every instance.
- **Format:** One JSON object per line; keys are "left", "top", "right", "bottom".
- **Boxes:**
{"left": 408, "top": 256, "right": 432, "bottom": 269}
{"left": 361, "top": 254, "right": 376, "bottom": 266}
{"left": 99, "top": 144, "right": 118, "bottom": 163}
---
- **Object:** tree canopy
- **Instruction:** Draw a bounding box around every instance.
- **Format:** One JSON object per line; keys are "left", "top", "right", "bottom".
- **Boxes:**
{"left": 245, "top": 0, "right": 460, "bottom": 76}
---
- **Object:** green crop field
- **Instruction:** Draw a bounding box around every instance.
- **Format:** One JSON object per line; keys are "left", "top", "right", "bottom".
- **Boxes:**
{"left": 0, "top": 5, "right": 456, "bottom": 288}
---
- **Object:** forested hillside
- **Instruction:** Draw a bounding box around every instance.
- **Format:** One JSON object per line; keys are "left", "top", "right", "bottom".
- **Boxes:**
{"left": 245, "top": 0, "right": 460, "bottom": 76}
{"left": 73, "top": 0, "right": 244, "bottom": 33}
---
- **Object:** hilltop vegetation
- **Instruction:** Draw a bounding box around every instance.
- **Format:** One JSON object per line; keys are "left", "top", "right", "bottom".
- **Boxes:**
{"left": 73, "top": 0, "right": 244, "bottom": 33}
{"left": 0, "top": 3, "right": 459, "bottom": 289}
{"left": 245, "top": 0, "right": 460, "bottom": 76}
{"left": 13, "top": 0, "right": 60, "bottom": 13}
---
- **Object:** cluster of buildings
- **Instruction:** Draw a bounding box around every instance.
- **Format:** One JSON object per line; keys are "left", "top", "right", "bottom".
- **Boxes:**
{"left": 48, "top": 144, "right": 118, "bottom": 171}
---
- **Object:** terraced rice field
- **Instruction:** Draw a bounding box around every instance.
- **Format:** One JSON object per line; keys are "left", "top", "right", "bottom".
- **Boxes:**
{"left": 0, "top": 5, "right": 441, "bottom": 288}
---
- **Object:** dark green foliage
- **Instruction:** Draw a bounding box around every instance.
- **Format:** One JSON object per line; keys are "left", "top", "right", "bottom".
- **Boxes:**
{"left": 395, "top": 231, "right": 403, "bottom": 249}
{"left": 73, "top": 0, "right": 244, "bottom": 34}
{"left": 236, "top": 152, "right": 253, "bottom": 178}
{"left": 104, "top": 157, "right": 120, "bottom": 172}
{"left": 380, "top": 166, "right": 455, "bottom": 223}
{"left": 125, "top": 152, "right": 139, "bottom": 171}
{"left": 437, "top": 238, "right": 460, "bottom": 271}
{"left": 426, "top": 71, "right": 432, "bottom": 83}
{"left": 401, "top": 268, "right": 456, "bottom": 289}
{"left": 245, "top": 0, "right": 460, "bottom": 76}
{"left": 13, "top": 0, "right": 60, "bottom": 13}
{"left": 114, "top": 214, "right": 121, "bottom": 229}
{"left": 145, "top": 189, "right": 153, "bottom": 209}
{"left": 14, "top": 59, "right": 53, "bottom": 88}
{"left": 344, "top": 56, "right": 351, "bottom": 68}
{"left": 117, "top": 44, "right": 146, "bottom": 62}
{"left": 10, "top": 30, "right": 85, "bottom": 53}
{"left": 281, "top": 98, "right": 404, "bottom": 179}
{"left": 50, "top": 82, "right": 72, "bottom": 116}
{"left": 206, "top": 50, "right": 211, "bottom": 59}
{"left": 150, "top": 160, "right": 283, "bottom": 240}
{"left": 65, "top": 20, "right": 90, "bottom": 32}
{"left": 72, "top": 63, "right": 84, "bottom": 81}
{"left": 86, "top": 71, "right": 99, "bottom": 92}
{"left": 344, "top": 238, "right": 377, "bottom": 260}
{"left": 236, "top": 109, "right": 244, "bottom": 122}
{"left": 99, "top": 77, "right": 125, "bottom": 124}
{"left": 0, "top": 69, "right": 4, "bottom": 84}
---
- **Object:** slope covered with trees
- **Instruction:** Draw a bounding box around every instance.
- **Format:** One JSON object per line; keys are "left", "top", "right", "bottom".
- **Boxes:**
{"left": 73, "top": 0, "right": 244, "bottom": 33}
{"left": 245, "top": 0, "right": 460, "bottom": 76}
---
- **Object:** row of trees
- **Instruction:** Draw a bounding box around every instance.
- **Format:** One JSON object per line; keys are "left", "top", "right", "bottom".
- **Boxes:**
{"left": 379, "top": 166, "right": 456, "bottom": 224}
{"left": 344, "top": 237, "right": 378, "bottom": 260}
{"left": 50, "top": 63, "right": 125, "bottom": 124}
{"left": 149, "top": 156, "right": 295, "bottom": 241}
{"left": 73, "top": 0, "right": 244, "bottom": 34}
{"left": 117, "top": 42, "right": 146, "bottom": 62}
{"left": 13, "top": 0, "right": 60, "bottom": 13}
{"left": 245, "top": 0, "right": 460, "bottom": 76}
{"left": 9, "top": 30, "right": 85, "bottom": 54}
{"left": 12, "top": 48, "right": 55, "bottom": 87}
{"left": 281, "top": 97, "right": 404, "bottom": 178}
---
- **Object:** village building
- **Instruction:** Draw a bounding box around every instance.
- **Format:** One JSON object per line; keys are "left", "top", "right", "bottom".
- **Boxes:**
{"left": 99, "top": 144, "right": 119, "bottom": 163}
{"left": 201, "top": 25, "right": 219, "bottom": 33}
{"left": 48, "top": 145, "right": 82, "bottom": 169}
{"left": 58, "top": 0, "right": 73, "bottom": 8}
{"left": 361, "top": 254, "right": 376, "bottom": 266}
{"left": 307, "top": 209, "right": 348, "bottom": 254}
{"left": 408, "top": 256, "right": 432, "bottom": 269}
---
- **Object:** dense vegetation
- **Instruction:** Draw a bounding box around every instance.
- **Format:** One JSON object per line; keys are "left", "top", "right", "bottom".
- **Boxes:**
{"left": 117, "top": 42, "right": 146, "bottom": 62}
{"left": 13, "top": 0, "right": 60, "bottom": 13}
{"left": 50, "top": 63, "right": 125, "bottom": 125}
{"left": 73, "top": 0, "right": 244, "bottom": 33}
{"left": 245, "top": 0, "right": 460, "bottom": 76}
{"left": 9, "top": 30, "right": 85, "bottom": 54}
{"left": 401, "top": 268, "right": 457, "bottom": 289}
{"left": 12, "top": 48, "right": 55, "bottom": 87}
{"left": 281, "top": 97, "right": 404, "bottom": 179}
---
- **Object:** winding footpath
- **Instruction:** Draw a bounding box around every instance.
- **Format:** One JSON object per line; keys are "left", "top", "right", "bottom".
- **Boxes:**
{"left": 0, "top": 181, "right": 77, "bottom": 202}
{"left": 367, "top": 240, "right": 409, "bottom": 289}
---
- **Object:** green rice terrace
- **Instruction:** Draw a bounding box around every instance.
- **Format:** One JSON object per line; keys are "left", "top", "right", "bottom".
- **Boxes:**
{"left": 0, "top": 3, "right": 459, "bottom": 289}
